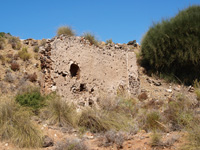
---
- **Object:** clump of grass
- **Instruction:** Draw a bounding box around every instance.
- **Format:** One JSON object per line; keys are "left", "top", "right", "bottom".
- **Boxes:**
{"left": 0, "top": 54, "right": 5, "bottom": 65}
{"left": 83, "top": 32, "right": 98, "bottom": 46}
{"left": 0, "top": 37, "right": 6, "bottom": 50}
{"left": 78, "top": 107, "right": 132, "bottom": 133}
{"left": 15, "top": 86, "right": 45, "bottom": 113}
{"left": 8, "top": 36, "right": 21, "bottom": 50}
{"left": 57, "top": 26, "right": 75, "bottom": 36}
{"left": 0, "top": 96, "right": 43, "bottom": 148}
{"left": 18, "top": 47, "right": 31, "bottom": 61}
{"left": 43, "top": 93, "right": 76, "bottom": 127}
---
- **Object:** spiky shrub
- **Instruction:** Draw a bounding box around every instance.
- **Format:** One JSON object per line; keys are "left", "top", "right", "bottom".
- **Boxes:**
{"left": 0, "top": 96, "right": 43, "bottom": 148}
{"left": 83, "top": 32, "right": 98, "bottom": 46}
{"left": 43, "top": 93, "right": 76, "bottom": 127}
{"left": 0, "top": 37, "right": 6, "bottom": 50}
{"left": 8, "top": 36, "right": 21, "bottom": 50}
{"left": 18, "top": 47, "right": 31, "bottom": 61}
{"left": 141, "top": 5, "right": 200, "bottom": 84}
{"left": 15, "top": 87, "right": 45, "bottom": 113}
{"left": 57, "top": 26, "right": 75, "bottom": 36}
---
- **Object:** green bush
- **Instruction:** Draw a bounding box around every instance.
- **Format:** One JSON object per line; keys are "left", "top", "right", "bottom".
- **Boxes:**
{"left": 15, "top": 87, "right": 45, "bottom": 112}
{"left": 0, "top": 96, "right": 43, "bottom": 148}
{"left": 18, "top": 47, "right": 31, "bottom": 61}
{"left": 83, "top": 32, "right": 98, "bottom": 46}
{"left": 57, "top": 26, "right": 75, "bottom": 36}
{"left": 141, "top": 5, "right": 200, "bottom": 85}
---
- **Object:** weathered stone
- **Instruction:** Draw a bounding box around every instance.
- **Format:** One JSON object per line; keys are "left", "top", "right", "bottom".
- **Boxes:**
{"left": 40, "top": 35, "right": 140, "bottom": 106}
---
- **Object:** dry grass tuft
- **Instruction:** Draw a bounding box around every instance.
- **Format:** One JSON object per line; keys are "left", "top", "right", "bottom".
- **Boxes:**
{"left": 43, "top": 93, "right": 76, "bottom": 127}
{"left": 0, "top": 96, "right": 43, "bottom": 148}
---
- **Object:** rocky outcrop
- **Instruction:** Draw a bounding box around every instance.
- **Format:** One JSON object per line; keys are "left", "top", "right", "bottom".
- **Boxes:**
{"left": 40, "top": 35, "right": 140, "bottom": 107}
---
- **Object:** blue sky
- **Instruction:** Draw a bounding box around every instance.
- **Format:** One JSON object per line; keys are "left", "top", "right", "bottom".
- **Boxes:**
{"left": 1, "top": 0, "right": 199, "bottom": 43}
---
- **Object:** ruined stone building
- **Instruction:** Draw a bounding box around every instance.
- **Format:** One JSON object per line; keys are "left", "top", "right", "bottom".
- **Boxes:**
{"left": 40, "top": 35, "right": 140, "bottom": 107}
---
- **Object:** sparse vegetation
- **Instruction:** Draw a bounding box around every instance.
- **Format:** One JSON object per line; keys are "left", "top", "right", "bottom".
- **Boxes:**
{"left": 18, "top": 47, "right": 31, "bottom": 61}
{"left": 40, "top": 39, "right": 46, "bottom": 46}
{"left": 141, "top": 5, "right": 200, "bottom": 85}
{"left": 0, "top": 96, "right": 43, "bottom": 148}
{"left": 83, "top": 32, "right": 98, "bottom": 46}
{"left": 57, "top": 26, "right": 75, "bottom": 36}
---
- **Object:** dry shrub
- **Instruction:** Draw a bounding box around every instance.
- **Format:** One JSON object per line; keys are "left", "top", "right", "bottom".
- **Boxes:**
{"left": 10, "top": 62, "right": 20, "bottom": 71}
{"left": 13, "top": 54, "right": 19, "bottom": 60}
{"left": 28, "top": 72, "right": 37, "bottom": 82}
{"left": 0, "top": 96, "right": 43, "bottom": 148}
{"left": 103, "top": 130, "right": 125, "bottom": 149}
{"left": 55, "top": 139, "right": 88, "bottom": 150}
{"left": 57, "top": 26, "right": 75, "bottom": 36}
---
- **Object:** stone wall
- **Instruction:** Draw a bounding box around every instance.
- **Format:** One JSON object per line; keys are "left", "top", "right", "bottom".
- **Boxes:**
{"left": 40, "top": 35, "right": 140, "bottom": 107}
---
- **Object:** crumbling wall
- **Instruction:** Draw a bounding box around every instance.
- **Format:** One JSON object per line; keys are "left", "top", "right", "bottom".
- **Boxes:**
{"left": 40, "top": 35, "right": 140, "bottom": 106}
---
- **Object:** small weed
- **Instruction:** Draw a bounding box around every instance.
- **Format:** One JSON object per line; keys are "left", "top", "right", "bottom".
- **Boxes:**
{"left": 57, "top": 26, "right": 75, "bottom": 36}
